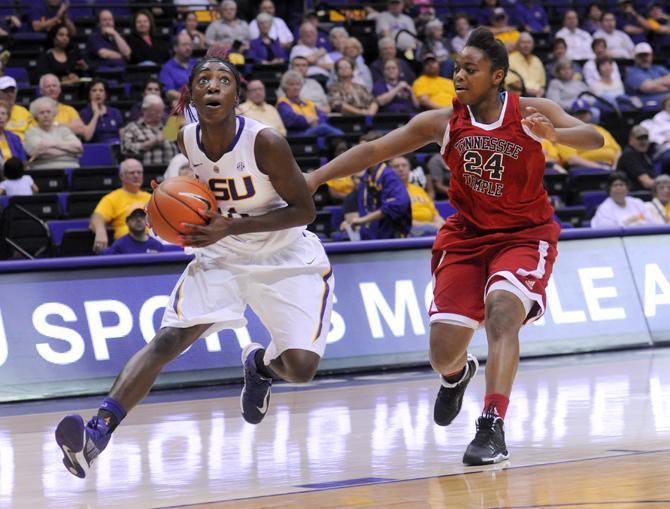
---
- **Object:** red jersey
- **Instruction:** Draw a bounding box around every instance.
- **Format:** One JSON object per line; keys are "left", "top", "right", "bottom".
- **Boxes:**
{"left": 440, "top": 92, "right": 554, "bottom": 234}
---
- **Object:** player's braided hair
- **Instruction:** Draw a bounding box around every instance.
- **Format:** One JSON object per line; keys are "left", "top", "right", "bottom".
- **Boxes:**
{"left": 465, "top": 27, "right": 509, "bottom": 91}
{"left": 173, "top": 45, "right": 242, "bottom": 116}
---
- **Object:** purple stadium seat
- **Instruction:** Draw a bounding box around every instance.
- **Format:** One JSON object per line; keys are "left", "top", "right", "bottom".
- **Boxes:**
{"left": 579, "top": 190, "right": 608, "bottom": 220}
{"left": 80, "top": 144, "right": 114, "bottom": 167}
{"left": 435, "top": 200, "right": 456, "bottom": 219}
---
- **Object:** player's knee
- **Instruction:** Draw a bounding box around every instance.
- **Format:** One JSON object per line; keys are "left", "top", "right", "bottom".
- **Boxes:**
{"left": 485, "top": 292, "right": 524, "bottom": 339}
{"left": 149, "top": 327, "right": 190, "bottom": 362}
{"left": 280, "top": 350, "right": 320, "bottom": 383}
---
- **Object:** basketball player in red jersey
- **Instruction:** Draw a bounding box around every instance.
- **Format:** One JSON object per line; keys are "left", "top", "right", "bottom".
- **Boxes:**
{"left": 307, "top": 28, "right": 604, "bottom": 465}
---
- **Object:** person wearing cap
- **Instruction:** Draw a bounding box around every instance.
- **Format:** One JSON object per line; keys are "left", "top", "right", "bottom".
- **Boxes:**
{"left": 507, "top": 32, "right": 546, "bottom": 97}
{"left": 38, "top": 73, "right": 85, "bottom": 137}
{"left": 645, "top": 174, "right": 670, "bottom": 224}
{"left": 375, "top": 0, "right": 418, "bottom": 53}
{"left": 555, "top": 10, "right": 595, "bottom": 61}
{"left": 412, "top": 54, "right": 456, "bottom": 110}
{"left": 102, "top": 207, "right": 165, "bottom": 255}
{"left": 591, "top": 172, "right": 653, "bottom": 228}
{"left": 593, "top": 12, "right": 635, "bottom": 59}
{"left": 615, "top": 125, "right": 655, "bottom": 190}
{"left": 0, "top": 76, "right": 33, "bottom": 141}
{"left": 486, "top": 7, "right": 520, "bottom": 51}
{"left": 91, "top": 158, "right": 151, "bottom": 253}
{"left": 624, "top": 42, "right": 670, "bottom": 103}
{"left": 555, "top": 98, "right": 621, "bottom": 170}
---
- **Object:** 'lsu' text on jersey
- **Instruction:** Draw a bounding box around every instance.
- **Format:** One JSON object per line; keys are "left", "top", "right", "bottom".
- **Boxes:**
{"left": 440, "top": 92, "right": 554, "bottom": 234}
{"left": 181, "top": 116, "right": 304, "bottom": 256}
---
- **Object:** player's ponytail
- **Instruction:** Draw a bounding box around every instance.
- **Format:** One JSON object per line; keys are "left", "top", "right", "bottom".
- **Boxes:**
{"left": 173, "top": 84, "right": 191, "bottom": 116}
{"left": 465, "top": 27, "right": 509, "bottom": 90}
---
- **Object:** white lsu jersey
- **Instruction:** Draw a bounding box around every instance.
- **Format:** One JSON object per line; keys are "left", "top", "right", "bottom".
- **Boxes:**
{"left": 181, "top": 116, "right": 304, "bottom": 257}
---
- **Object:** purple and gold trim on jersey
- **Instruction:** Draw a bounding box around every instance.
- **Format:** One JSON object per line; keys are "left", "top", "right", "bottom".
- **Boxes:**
{"left": 312, "top": 268, "right": 333, "bottom": 343}
{"left": 172, "top": 279, "right": 186, "bottom": 319}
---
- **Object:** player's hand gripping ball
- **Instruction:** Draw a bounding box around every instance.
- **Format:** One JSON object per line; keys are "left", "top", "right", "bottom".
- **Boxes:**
{"left": 146, "top": 176, "right": 218, "bottom": 244}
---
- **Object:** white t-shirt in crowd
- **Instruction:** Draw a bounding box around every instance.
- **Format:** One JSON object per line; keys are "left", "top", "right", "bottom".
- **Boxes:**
{"left": 591, "top": 196, "right": 653, "bottom": 228}
{"left": 0, "top": 175, "right": 35, "bottom": 196}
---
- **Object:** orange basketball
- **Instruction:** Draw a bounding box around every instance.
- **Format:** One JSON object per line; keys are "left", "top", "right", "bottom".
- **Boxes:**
{"left": 146, "top": 176, "right": 218, "bottom": 244}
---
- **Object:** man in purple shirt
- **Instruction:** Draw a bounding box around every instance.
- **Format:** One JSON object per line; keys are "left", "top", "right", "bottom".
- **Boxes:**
{"left": 103, "top": 208, "right": 165, "bottom": 255}
{"left": 31, "top": 0, "right": 75, "bottom": 34}
{"left": 86, "top": 10, "right": 132, "bottom": 70}
{"left": 159, "top": 32, "right": 197, "bottom": 103}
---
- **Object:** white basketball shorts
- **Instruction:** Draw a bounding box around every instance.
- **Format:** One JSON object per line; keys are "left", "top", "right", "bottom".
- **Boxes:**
{"left": 161, "top": 230, "right": 334, "bottom": 360}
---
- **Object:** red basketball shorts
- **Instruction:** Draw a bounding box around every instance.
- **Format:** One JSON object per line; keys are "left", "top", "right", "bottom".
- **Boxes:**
{"left": 429, "top": 221, "right": 559, "bottom": 329}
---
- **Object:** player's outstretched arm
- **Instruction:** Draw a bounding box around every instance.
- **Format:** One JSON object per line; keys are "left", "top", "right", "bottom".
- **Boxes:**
{"left": 520, "top": 97, "right": 605, "bottom": 150}
{"left": 305, "top": 108, "right": 452, "bottom": 194}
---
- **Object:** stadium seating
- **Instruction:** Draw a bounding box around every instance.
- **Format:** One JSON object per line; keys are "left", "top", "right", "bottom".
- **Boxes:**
{"left": 80, "top": 144, "right": 115, "bottom": 168}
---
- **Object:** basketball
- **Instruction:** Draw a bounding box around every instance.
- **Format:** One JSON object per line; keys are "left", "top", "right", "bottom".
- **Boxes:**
{"left": 146, "top": 176, "right": 218, "bottom": 244}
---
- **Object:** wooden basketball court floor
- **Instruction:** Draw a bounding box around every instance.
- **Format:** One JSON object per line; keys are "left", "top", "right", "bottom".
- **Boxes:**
{"left": 1, "top": 348, "right": 669, "bottom": 509}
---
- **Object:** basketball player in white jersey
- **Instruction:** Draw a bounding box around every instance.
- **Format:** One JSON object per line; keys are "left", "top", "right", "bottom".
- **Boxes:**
{"left": 54, "top": 49, "right": 334, "bottom": 479}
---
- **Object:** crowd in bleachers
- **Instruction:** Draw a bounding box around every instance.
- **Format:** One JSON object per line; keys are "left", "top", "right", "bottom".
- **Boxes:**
{"left": 0, "top": 0, "right": 669, "bottom": 259}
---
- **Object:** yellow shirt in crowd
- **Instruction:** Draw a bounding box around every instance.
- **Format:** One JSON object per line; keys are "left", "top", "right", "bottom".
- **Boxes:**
{"left": 93, "top": 188, "right": 152, "bottom": 239}
{"left": 237, "top": 100, "right": 287, "bottom": 136}
{"left": 556, "top": 125, "right": 621, "bottom": 165}
{"left": 508, "top": 51, "right": 546, "bottom": 92}
{"left": 407, "top": 182, "right": 439, "bottom": 223}
{"left": 327, "top": 176, "right": 355, "bottom": 195}
{"left": 6, "top": 104, "right": 32, "bottom": 141}
{"left": 412, "top": 75, "right": 457, "bottom": 108}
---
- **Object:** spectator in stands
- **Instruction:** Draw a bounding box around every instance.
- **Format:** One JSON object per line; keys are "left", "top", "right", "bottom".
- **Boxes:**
{"left": 237, "top": 80, "right": 286, "bottom": 136}
{"left": 129, "top": 78, "right": 168, "bottom": 122}
{"left": 37, "top": 23, "right": 88, "bottom": 84}
{"left": 0, "top": 104, "right": 27, "bottom": 163}
{"left": 412, "top": 54, "right": 456, "bottom": 110}
{"left": 205, "top": 0, "right": 250, "bottom": 50}
{"left": 642, "top": 94, "right": 670, "bottom": 173}
{"left": 0, "top": 14, "right": 21, "bottom": 38}
{"left": 583, "top": 38, "right": 621, "bottom": 88}
{"left": 616, "top": 0, "right": 647, "bottom": 44}
{"left": 297, "top": 10, "right": 329, "bottom": 49}
{"left": 31, "top": 0, "right": 75, "bottom": 35}
{"left": 86, "top": 9, "right": 132, "bottom": 70}
{"left": 373, "top": 58, "right": 419, "bottom": 113}
{"left": 325, "top": 139, "right": 356, "bottom": 202}
{"left": 248, "top": 0, "right": 294, "bottom": 49}
{"left": 486, "top": 8, "right": 520, "bottom": 51}
{"left": 0, "top": 158, "right": 38, "bottom": 196}
{"left": 289, "top": 22, "right": 334, "bottom": 80}
{"left": 451, "top": 13, "right": 473, "bottom": 54}
{"left": 427, "top": 152, "right": 450, "bottom": 200}
{"left": 589, "top": 57, "right": 630, "bottom": 104}
{"left": 593, "top": 12, "right": 635, "bottom": 59}
{"left": 277, "top": 70, "right": 343, "bottom": 136}
{"left": 0, "top": 77, "right": 32, "bottom": 142}
{"left": 341, "top": 37, "right": 373, "bottom": 92}
{"left": 181, "top": 12, "right": 206, "bottom": 50}
{"left": 376, "top": 0, "right": 418, "bottom": 53}
{"left": 128, "top": 10, "right": 170, "bottom": 65}
{"left": 422, "top": 19, "right": 451, "bottom": 75}
{"left": 390, "top": 154, "right": 443, "bottom": 236}
{"left": 277, "top": 56, "right": 330, "bottom": 113}
{"left": 639, "top": 3, "right": 670, "bottom": 41}
{"left": 591, "top": 172, "right": 653, "bottom": 227}
{"left": 477, "top": 0, "right": 507, "bottom": 28}
{"left": 556, "top": 10, "right": 595, "bottom": 61}
{"left": 545, "top": 38, "right": 569, "bottom": 81}
{"left": 25, "top": 96, "right": 83, "bottom": 170}
{"left": 103, "top": 207, "right": 165, "bottom": 255}
{"left": 122, "top": 95, "right": 177, "bottom": 166}
{"left": 507, "top": 32, "right": 546, "bottom": 97}
{"left": 513, "top": 0, "right": 549, "bottom": 34}
{"left": 79, "top": 79, "right": 123, "bottom": 144}
{"left": 159, "top": 32, "right": 196, "bottom": 103}
{"left": 583, "top": 3, "right": 603, "bottom": 34}
{"left": 616, "top": 124, "right": 655, "bottom": 190}
{"left": 546, "top": 59, "right": 589, "bottom": 112}
{"left": 556, "top": 98, "right": 621, "bottom": 171}
{"left": 328, "top": 58, "right": 378, "bottom": 117}
{"left": 90, "top": 158, "right": 151, "bottom": 253}
{"left": 38, "top": 73, "right": 85, "bottom": 137}
{"left": 247, "top": 12, "right": 287, "bottom": 64}
{"left": 344, "top": 131, "right": 411, "bottom": 240}
{"left": 645, "top": 174, "right": 670, "bottom": 224}
{"left": 625, "top": 42, "right": 670, "bottom": 104}
{"left": 370, "top": 37, "right": 416, "bottom": 85}
{"left": 327, "top": 27, "right": 349, "bottom": 62}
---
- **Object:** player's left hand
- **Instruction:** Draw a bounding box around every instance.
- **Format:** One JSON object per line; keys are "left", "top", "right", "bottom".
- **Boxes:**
{"left": 522, "top": 106, "right": 557, "bottom": 142}
{"left": 180, "top": 209, "right": 234, "bottom": 247}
